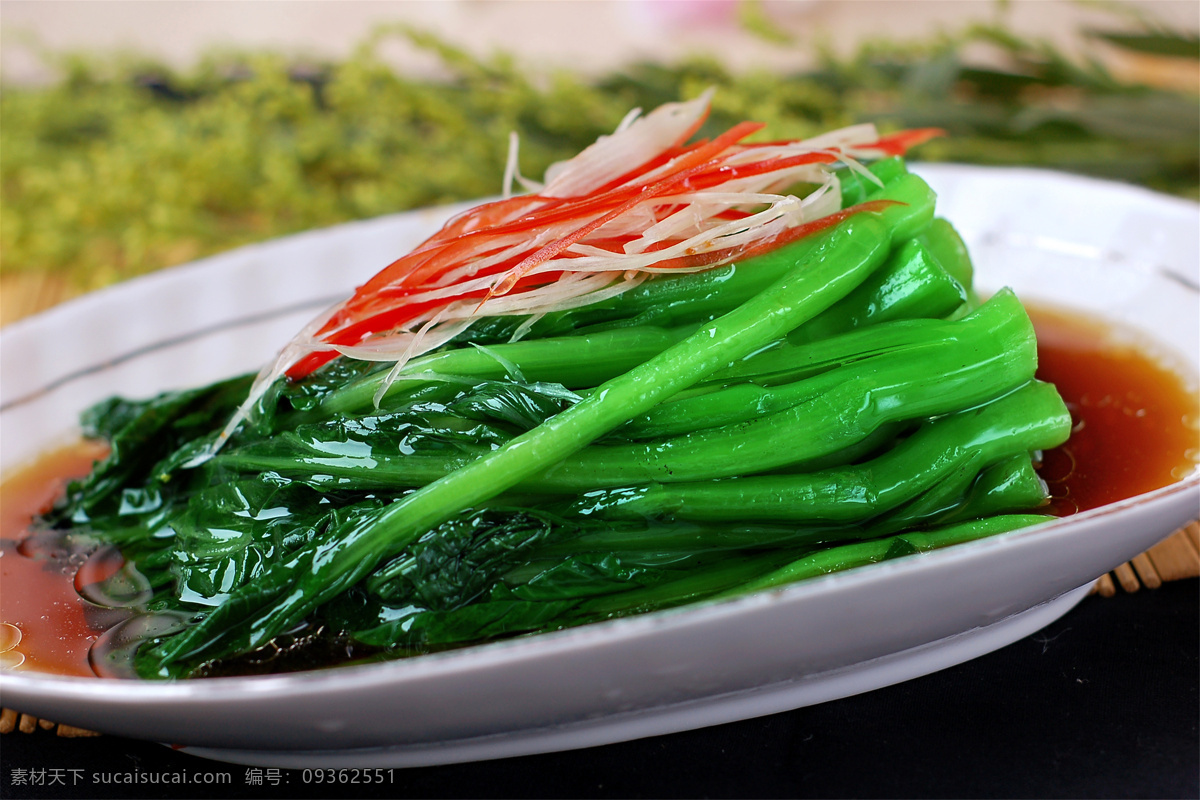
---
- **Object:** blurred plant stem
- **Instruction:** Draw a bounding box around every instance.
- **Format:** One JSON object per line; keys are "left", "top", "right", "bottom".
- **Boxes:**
{"left": 1, "top": 16, "right": 1196, "bottom": 296}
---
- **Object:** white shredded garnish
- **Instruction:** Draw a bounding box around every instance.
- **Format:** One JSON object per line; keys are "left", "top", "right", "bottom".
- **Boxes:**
{"left": 212, "top": 94, "right": 924, "bottom": 450}
{"left": 542, "top": 89, "right": 714, "bottom": 198}
{"left": 503, "top": 132, "right": 520, "bottom": 200}
{"left": 471, "top": 343, "right": 527, "bottom": 383}
{"left": 372, "top": 313, "right": 469, "bottom": 408}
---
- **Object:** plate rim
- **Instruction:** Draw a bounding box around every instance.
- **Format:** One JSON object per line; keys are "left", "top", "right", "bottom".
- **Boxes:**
{"left": 2, "top": 468, "right": 1195, "bottom": 703}
{"left": 1, "top": 164, "right": 1197, "bottom": 747}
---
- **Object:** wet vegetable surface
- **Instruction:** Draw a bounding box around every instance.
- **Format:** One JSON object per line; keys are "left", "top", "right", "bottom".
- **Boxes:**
{"left": 34, "top": 149, "right": 1076, "bottom": 679}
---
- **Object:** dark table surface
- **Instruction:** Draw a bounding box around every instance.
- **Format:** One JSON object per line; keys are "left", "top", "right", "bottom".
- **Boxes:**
{"left": 2, "top": 579, "right": 1196, "bottom": 800}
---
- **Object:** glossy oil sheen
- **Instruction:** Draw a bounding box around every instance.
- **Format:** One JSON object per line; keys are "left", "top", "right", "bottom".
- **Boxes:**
{"left": 1030, "top": 306, "right": 1199, "bottom": 516}
{"left": 0, "top": 442, "right": 110, "bottom": 677}
{"left": 0, "top": 311, "right": 1196, "bottom": 678}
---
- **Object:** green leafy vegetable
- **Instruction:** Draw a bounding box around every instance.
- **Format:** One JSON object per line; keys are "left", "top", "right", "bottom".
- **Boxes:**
{"left": 41, "top": 136, "right": 1071, "bottom": 681}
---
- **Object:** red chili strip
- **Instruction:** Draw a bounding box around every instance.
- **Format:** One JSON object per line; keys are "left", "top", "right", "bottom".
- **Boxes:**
{"left": 858, "top": 128, "right": 945, "bottom": 157}
{"left": 486, "top": 121, "right": 767, "bottom": 298}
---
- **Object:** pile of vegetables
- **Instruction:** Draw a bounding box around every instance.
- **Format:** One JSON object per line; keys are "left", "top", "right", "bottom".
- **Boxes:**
{"left": 2, "top": 17, "right": 1196, "bottom": 293}
{"left": 45, "top": 97, "right": 1072, "bottom": 680}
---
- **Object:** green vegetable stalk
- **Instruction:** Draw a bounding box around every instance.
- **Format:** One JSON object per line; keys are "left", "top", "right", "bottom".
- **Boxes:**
{"left": 42, "top": 155, "right": 1071, "bottom": 680}
{"left": 147, "top": 207, "right": 898, "bottom": 674}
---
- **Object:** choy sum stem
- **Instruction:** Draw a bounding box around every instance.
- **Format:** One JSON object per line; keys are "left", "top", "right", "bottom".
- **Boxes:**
{"left": 146, "top": 209, "right": 898, "bottom": 675}
{"left": 48, "top": 126, "right": 1074, "bottom": 680}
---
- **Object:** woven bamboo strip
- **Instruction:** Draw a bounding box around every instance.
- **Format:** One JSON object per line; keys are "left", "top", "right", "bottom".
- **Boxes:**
{"left": 1130, "top": 553, "right": 1163, "bottom": 590}
{"left": 0, "top": 273, "right": 75, "bottom": 327}
{"left": 1146, "top": 530, "right": 1200, "bottom": 583}
{"left": 1099, "top": 524, "right": 1200, "bottom": 594}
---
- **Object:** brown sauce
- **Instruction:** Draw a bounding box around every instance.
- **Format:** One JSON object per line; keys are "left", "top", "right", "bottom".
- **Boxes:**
{"left": 0, "top": 309, "right": 1196, "bottom": 678}
{"left": 0, "top": 441, "right": 110, "bottom": 676}
{"left": 1031, "top": 305, "right": 1199, "bottom": 515}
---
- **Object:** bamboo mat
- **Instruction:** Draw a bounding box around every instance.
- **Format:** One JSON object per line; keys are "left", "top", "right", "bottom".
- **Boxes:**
{"left": 1, "top": 272, "right": 1197, "bottom": 737}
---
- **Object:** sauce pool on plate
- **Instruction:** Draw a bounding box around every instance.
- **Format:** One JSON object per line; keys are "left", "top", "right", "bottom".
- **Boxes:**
{"left": 1030, "top": 305, "right": 1199, "bottom": 515}
{"left": 1, "top": 308, "right": 1197, "bottom": 678}
{"left": 0, "top": 441, "right": 111, "bottom": 676}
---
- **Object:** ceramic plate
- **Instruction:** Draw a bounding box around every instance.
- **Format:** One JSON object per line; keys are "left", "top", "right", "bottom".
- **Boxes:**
{"left": 1, "top": 166, "right": 1197, "bottom": 767}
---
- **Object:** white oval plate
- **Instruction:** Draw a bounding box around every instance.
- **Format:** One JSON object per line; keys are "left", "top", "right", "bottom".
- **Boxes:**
{"left": 1, "top": 166, "right": 1197, "bottom": 768}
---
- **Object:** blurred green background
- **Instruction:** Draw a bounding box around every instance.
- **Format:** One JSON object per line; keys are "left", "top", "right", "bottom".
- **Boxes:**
{"left": 1, "top": 1, "right": 1196, "bottom": 321}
